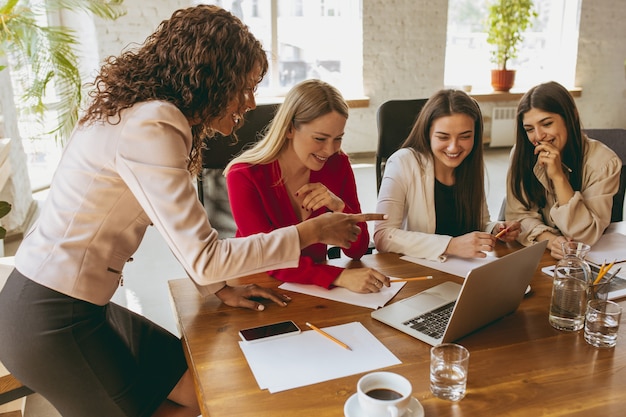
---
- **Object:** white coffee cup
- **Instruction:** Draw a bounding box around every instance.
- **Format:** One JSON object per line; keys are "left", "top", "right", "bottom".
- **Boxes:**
{"left": 357, "top": 372, "right": 412, "bottom": 417}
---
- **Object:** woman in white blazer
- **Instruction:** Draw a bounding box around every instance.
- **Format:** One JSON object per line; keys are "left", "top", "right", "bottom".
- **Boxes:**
{"left": 0, "top": 6, "right": 380, "bottom": 417}
{"left": 375, "top": 89, "right": 520, "bottom": 262}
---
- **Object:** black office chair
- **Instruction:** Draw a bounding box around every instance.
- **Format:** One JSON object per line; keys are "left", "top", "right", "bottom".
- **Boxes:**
{"left": 197, "top": 104, "right": 278, "bottom": 237}
{"left": 584, "top": 128, "right": 626, "bottom": 222}
{"left": 375, "top": 98, "right": 428, "bottom": 192}
{"left": 497, "top": 128, "right": 626, "bottom": 222}
{"left": 198, "top": 103, "right": 279, "bottom": 201}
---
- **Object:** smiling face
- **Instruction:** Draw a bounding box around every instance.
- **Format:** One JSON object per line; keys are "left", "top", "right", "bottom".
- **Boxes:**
{"left": 522, "top": 108, "right": 568, "bottom": 152}
{"left": 211, "top": 65, "right": 262, "bottom": 136}
{"left": 429, "top": 113, "right": 475, "bottom": 182}
{"left": 285, "top": 111, "right": 346, "bottom": 171}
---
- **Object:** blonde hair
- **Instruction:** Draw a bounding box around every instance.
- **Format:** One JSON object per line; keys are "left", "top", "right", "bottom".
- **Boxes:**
{"left": 224, "top": 79, "right": 349, "bottom": 174}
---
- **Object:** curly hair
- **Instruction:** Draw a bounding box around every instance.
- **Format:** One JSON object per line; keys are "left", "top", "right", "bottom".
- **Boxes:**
{"left": 80, "top": 5, "right": 268, "bottom": 175}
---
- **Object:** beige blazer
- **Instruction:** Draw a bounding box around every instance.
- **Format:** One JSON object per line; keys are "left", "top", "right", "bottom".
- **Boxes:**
{"left": 15, "top": 101, "right": 301, "bottom": 305}
{"left": 505, "top": 137, "right": 621, "bottom": 247}
{"left": 374, "top": 148, "right": 494, "bottom": 262}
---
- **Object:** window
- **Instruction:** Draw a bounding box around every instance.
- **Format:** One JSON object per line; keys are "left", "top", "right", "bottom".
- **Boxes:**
{"left": 198, "top": 0, "right": 364, "bottom": 97}
{"left": 444, "top": 0, "right": 581, "bottom": 92}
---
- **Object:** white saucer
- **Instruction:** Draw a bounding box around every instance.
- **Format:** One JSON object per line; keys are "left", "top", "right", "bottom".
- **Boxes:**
{"left": 344, "top": 393, "right": 424, "bottom": 417}
{"left": 525, "top": 285, "right": 532, "bottom": 295}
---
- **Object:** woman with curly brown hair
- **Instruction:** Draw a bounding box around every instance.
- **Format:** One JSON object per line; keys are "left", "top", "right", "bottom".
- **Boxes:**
{"left": 0, "top": 6, "right": 381, "bottom": 417}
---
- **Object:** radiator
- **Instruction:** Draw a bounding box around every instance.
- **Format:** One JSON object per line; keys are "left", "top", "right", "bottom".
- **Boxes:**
{"left": 490, "top": 107, "right": 516, "bottom": 147}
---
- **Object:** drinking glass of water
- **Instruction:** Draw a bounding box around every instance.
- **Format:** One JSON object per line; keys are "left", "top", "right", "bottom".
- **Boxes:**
{"left": 584, "top": 299, "right": 622, "bottom": 348}
{"left": 430, "top": 343, "right": 469, "bottom": 401}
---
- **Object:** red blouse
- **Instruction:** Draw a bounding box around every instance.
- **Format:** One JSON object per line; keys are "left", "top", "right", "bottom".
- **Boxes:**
{"left": 226, "top": 152, "right": 369, "bottom": 288}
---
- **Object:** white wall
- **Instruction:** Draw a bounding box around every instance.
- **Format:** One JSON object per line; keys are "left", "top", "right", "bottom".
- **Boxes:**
{"left": 84, "top": 0, "right": 626, "bottom": 154}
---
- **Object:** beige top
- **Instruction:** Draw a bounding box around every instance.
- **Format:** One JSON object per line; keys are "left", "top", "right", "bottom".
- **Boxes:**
{"left": 374, "top": 148, "right": 495, "bottom": 262}
{"left": 15, "top": 101, "right": 301, "bottom": 305}
{"left": 505, "top": 137, "right": 621, "bottom": 247}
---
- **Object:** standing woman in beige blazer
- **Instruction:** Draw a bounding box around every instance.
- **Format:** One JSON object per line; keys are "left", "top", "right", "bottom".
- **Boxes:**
{"left": 0, "top": 6, "right": 380, "bottom": 417}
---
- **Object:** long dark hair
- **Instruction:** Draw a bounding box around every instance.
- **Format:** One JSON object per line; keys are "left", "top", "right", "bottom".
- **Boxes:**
{"left": 402, "top": 89, "right": 485, "bottom": 232}
{"left": 80, "top": 5, "right": 268, "bottom": 175}
{"left": 510, "top": 81, "right": 585, "bottom": 209}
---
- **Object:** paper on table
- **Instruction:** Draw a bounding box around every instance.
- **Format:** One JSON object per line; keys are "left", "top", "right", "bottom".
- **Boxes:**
{"left": 239, "top": 322, "right": 401, "bottom": 393}
{"left": 278, "top": 281, "right": 406, "bottom": 309}
{"left": 400, "top": 252, "right": 499, "bottom": 278}
{"left": 586, "top": 233, "right": 626, "bottom": 265}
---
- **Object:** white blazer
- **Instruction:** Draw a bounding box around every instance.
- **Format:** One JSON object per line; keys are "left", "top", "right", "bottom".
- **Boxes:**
{"left": 374, "top": 148, "right": 494, "bottom": 262}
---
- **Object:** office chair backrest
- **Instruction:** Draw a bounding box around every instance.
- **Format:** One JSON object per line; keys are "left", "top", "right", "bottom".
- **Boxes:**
{"left": 584, "top": 128, "right": 626, "bottom": 222}
{"left": 198, "top": 103, "right": 279, "bottom": 203}
{"left": 376, "top": 98, "right": 428, "bottom": 191}
{"left": 202, "top": 103, "right": 280, "bottom": 170}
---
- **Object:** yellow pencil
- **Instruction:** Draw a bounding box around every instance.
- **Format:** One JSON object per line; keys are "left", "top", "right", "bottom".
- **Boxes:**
{"left": 389, "top": 276, "right": 434, "bottom": 283}
{"left": 594, "top": 260, "right": 616, "bottom": 285}
{"left": 305, "top": 322, "right": 351, "bottom": 351}
{"left": 495, "top": 226, "right": 511, "bottom": 239}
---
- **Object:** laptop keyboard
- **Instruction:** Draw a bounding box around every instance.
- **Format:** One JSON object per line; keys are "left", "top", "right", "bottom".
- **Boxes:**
{"left": 403, "top": 301, "right": 456, "bottom": 339}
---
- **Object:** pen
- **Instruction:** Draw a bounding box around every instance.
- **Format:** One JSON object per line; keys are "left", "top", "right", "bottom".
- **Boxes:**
{"left": 305, "top": 322, "right": 351, "bottom": 351}
{"left": 495, "top": 226, "right": 511, "bottom": 239}
{"left": 390, "top": 276, "right": 433, "bottom": 283}
{"left": 533, "top": 141, "right": 572, "bottom": 173}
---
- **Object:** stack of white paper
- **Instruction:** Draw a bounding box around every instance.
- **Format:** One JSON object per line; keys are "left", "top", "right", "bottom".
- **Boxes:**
{"left": 400, "top": 252, "right": 499, "bottom": 278}
{"left": 238, "top": 322, "right": 401, "bottom": 393}
{"left": 278, "top": 281, "right": 406, "bottom": 309}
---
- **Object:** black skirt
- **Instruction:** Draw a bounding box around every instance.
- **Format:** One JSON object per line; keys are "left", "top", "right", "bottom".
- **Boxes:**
{"left": 0, "top": 269, "right": 187, "bottom": 417}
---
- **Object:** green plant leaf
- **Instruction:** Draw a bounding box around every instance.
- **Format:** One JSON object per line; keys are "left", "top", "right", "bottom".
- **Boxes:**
{"left": 484, "top": 0, "right": 538, "bottom": 70}
{"left": 0, "top": 201, "right": 11, "bottom": 218}
{"left": 1, "top": 0, "right": 127, "bottom": 143}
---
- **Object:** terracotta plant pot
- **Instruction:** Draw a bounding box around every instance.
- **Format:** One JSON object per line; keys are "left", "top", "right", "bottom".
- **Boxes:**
{"left": 491, "top": 69, "right": 516, "bottom": 92}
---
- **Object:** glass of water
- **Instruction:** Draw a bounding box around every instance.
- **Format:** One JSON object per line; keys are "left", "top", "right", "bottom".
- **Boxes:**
{"left": 584, "top": 299, "right": 622, "bottom": 348}
{"left": 430, "top": 343, "right": 470, "bottom": 401}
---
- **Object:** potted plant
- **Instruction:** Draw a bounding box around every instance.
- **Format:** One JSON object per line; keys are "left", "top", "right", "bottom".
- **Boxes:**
{"left": 484, "top": 0, "right": 538, "bottom": 92}
{"left": 0, "top": 0, "right": 126, "bottom": 142}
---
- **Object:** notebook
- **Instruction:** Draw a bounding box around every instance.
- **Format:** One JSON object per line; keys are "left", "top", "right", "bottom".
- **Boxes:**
{"left": 371, "top": 240, "right": 547, "bottom": 346}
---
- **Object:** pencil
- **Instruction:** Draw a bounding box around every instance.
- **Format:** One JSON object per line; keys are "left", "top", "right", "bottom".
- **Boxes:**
{"left": 495, "top": 226, "right": 511, "bottom": 239}
{"left": 533, "top": 142, "right": 572, "bottom": 173}
{"left": 389, "top": 276, "right": 434, "bottom": 283}
{"left": 305, "top": 322, "right": 351, "bottom": 351}
{"left": 594, "top": 259, "right": 616, "bottom": 285}
{"left": 561, "top": 162, "right": 573, "bottom": 173}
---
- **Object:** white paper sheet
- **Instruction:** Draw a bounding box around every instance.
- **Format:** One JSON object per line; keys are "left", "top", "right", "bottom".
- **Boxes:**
{"left": 400, "top": 252, "right": 499, "bottom": 278}
{"left": 239, "top": 322, "right": 401, "bottom": 393}
{"left": 586, "top": 233, "right": 626, "bottom": 265}
{"left": 278, "top": 281, "right": 406, "bottom": 309}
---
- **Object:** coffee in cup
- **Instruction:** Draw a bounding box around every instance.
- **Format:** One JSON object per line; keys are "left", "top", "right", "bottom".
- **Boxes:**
{"left": 357, "top": 372, "right": 412, "bottom": 417}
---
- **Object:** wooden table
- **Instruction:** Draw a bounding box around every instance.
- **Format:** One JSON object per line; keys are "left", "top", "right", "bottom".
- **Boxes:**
{"left": 168, "top": 243, "right": 626, "bottom": 417}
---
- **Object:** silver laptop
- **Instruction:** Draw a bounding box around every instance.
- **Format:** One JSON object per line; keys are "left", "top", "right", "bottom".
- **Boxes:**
{"left": 371, "top": 240, "right": 547, "bottom": 346}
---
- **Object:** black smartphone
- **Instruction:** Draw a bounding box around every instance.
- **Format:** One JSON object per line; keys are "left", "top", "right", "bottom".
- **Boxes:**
{"left": 239, "top": 320, "right": 301, "bottom": 343}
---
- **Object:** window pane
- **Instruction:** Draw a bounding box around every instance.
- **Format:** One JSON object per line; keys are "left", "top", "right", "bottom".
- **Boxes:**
{"left": 444, "top": 0, "right": 581, "bottom": 91}
{"left": 199, "top": 0, "right": 363, "bottom": 97}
